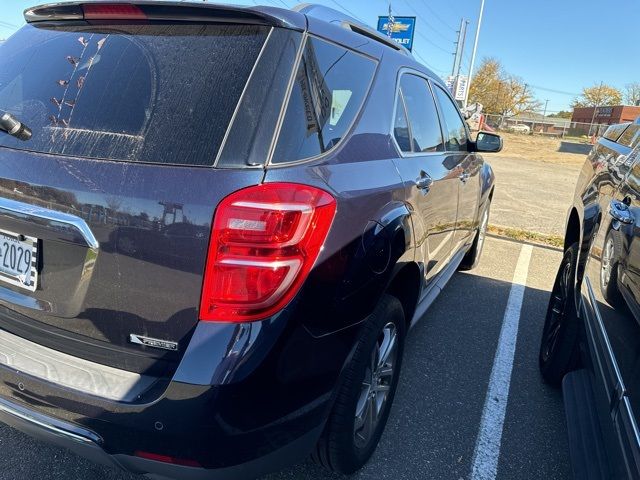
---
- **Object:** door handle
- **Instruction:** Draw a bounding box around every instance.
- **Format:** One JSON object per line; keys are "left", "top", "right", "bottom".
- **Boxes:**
{"left": 609, "top": 199, "right": 634, "bottom": 230}
{"left": 459, "top": 171, "right": 470, "bottom": 183}
{"left": 416, "top": 172, "right": 433, "bottom": 193}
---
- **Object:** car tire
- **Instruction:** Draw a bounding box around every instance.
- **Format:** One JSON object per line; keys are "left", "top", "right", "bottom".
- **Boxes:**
{"left": 539, "top": 242, "right": 580, "bottom": 386}
{"left": 311, "top": 294, "right": 406, "bottom": 474}
{"left": 459, "top": 201, "right": 490, "bottom": 271}
{"left": 600, "top": 229, "right": 624, "bottom": 308}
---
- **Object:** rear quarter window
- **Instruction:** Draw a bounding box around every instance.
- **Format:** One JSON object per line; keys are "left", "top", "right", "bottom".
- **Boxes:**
{"left": 271, "top": 36, "right": 377, "bottom": 164}
{"left": 603, "top": 123, "right": 630, "bottom": 143}
{"left": 0, "top": 23, "right": 269, "bottom": 166}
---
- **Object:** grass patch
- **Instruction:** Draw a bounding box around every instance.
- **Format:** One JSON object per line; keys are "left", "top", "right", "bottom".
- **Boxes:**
{"left": 488, "top": 225, "right": 564, "bottom": 249}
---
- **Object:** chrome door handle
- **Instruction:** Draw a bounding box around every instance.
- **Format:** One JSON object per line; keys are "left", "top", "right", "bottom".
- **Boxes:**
{"left": 609, "top": 199, "right": 634, "bottom": 230}
{"left": 459, "top": 172, "right": 470, "bottom": 183}
{"left": 416, "top": 172, "right": 433, "bottom": 193}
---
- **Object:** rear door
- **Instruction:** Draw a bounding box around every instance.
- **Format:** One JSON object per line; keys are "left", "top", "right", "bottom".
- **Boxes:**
{"left": 432, "top": 84, "right": 480, "bottom": 252}
{"left": 0, "top": 20, "right": 300, "bottom": 374}
{"left": 391, "top": 73, "right": 458, "bottom": 284}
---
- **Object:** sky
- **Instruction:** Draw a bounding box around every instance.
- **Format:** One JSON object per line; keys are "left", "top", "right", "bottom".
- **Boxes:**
{"left": 1, "top": 0, "right": 639, "bottom": 113}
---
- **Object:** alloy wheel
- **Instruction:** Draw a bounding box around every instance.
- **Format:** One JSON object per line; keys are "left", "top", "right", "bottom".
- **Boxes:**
{"left": 354, "top": 322, "right": 398, "bottom": 449}
{"left": 601, "top": 237, "right": 614, "bottom": 289}
{"left": 542, "top": 261, "right": 572, "bottom": 363}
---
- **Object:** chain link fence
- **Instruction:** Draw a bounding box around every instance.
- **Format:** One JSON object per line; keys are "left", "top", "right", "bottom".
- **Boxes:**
{"left": 478, "top": 113, "right": 609, "bottom": 140}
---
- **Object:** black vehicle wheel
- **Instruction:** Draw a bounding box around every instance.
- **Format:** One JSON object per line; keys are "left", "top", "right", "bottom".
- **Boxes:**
{"left": 539, "top": 242, "right": 580, "bottom": 386}
{"left": 600, "top": 230, "right": 624, "bottom": 308}
{"left": 311, "top": 294, "right": 406, "bottom": 474}
{"left": 459, "top": 201, "right": 490, "bottom": 271}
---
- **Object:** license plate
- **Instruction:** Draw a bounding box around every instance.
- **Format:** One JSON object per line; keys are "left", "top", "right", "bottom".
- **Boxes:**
{"left": 0, "top": 230, "right": 38, "bottom": 291}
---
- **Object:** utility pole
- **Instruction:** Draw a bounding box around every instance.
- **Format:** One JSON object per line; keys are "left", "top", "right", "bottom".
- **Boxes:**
{"left": 464, "top": 0, "right": 486, "bottom": 108}
{"left": 451, "top": 19, "right": 468, "bottom": 77}
{"left": 456, "top": 20, "right": 469, "bottom": 78}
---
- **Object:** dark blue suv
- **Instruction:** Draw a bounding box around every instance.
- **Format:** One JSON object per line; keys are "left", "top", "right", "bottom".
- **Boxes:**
{"left": 0, "top": 2, "right": 499, "bottom": 478}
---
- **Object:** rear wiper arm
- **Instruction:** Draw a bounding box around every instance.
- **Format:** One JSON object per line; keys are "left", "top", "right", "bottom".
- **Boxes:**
{"left": 0, "top": 111, "right": 32, "bottom": 141}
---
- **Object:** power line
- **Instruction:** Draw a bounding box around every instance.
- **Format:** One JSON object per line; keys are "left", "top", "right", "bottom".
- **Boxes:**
{"left": 413, "top": 50, "right": 448, "bottom": 75}
{"left": 327, "top": 0, "right": 367, "bottom": 23}
{"left": 388, "top": 5, "right": 453, "bottom": 55}
{"left": 528, "top": 84, "right": 580, "bottom": 96}
{"left": 397, "top": 0, "right": 455, "bottom": 45}
{"left": 416, "top": 0, "right": 458, "bottom": 31}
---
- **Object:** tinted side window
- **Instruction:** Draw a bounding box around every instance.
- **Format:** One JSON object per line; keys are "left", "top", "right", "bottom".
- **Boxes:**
{"left": 618, "top": 124, "right": 640, "bottom": 147}
{"left": 434, "top": 85, "right": 468, "bottom": 152}
{"left": 393, "top": 91, "right": 411, "bottom": 153}
{"left": 272, "top": 37, "right": 377, "bottom": 163}
{"left": 399, "top": 74, "right": 443, "bottom": 153}
{"left": 603, "top": 123, "right": 630, "bottom": 142}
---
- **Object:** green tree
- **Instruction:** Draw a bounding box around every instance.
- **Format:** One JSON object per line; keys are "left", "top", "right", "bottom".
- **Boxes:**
{"left": 572, "top": 83, "right": 622, "bottom": 108}
{"left": 468, "top": 58, "right": 541, "bottom": 116}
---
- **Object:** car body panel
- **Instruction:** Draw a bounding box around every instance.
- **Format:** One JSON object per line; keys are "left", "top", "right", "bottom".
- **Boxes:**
{"left": 567, "top": 123, "right": 640, "bottom": 478}
{"left": 0, "top": 2, "right": 496, "bottom": 478}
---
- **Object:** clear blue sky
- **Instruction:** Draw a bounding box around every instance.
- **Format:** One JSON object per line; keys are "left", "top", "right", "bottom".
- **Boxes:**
{"left": 2, "top": 0, "right": 638, "bottom": 113}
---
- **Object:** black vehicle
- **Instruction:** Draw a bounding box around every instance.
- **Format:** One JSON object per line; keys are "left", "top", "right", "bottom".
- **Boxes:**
{"left": 540, "top": 119, "right": 640, "bottom": 478}
{"left": 0, "top": 2, "right": 498, "bottom": 478}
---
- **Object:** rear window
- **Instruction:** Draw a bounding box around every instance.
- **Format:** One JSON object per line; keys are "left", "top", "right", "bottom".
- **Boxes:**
{"left": 0, "top": 23, "right": 269, "bottom": 166}
{"left": 271, "top": 36, "right": 377, "bottom": 164}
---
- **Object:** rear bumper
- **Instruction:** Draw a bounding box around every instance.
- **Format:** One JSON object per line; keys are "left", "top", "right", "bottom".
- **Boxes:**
{"left": 0, "top": 393, "right": 322, "bottom": 480}
{"left": 0, "top": 312, "right": 361, "bottom": 478}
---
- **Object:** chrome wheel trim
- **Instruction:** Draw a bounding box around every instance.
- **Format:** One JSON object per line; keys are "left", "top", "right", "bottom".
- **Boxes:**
{"left": 601, "top": 237, "right": 614, "bottom": 288}
{"left": 354, "top": 322, "right": 398, "bottom": 449}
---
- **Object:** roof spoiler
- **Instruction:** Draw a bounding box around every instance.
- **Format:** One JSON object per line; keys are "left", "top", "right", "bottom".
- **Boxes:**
{"left": 293, "top": 3, "right": 412, "bottom": 57}
{"left": 24, "top": 1, "right": 306, "bottom": 30}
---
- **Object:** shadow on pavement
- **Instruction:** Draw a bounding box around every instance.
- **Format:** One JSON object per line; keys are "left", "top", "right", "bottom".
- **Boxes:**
{"left": 558, "top": 141, "right": 592, "bottom": 155}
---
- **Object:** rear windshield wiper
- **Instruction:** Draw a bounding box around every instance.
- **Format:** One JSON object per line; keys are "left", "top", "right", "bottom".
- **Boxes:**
{"left": 0, "top": 111, "right": 32, "bottom": 141}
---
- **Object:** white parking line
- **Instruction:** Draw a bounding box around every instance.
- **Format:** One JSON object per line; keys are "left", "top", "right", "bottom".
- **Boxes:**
{"left": 470, "top": 244, "right": 534, "bottom": 480}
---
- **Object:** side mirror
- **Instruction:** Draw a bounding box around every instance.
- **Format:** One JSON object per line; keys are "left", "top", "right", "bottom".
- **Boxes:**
{"left": 475, "top": 132, "right": 503, "bottom": 153}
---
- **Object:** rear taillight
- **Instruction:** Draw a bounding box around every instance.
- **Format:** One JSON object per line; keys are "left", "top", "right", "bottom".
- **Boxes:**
{"left": 82, "top": 3, "right": 147, "bottom": 20}
{"left": 199, "top": 183, "right": 336, "bottom": 322}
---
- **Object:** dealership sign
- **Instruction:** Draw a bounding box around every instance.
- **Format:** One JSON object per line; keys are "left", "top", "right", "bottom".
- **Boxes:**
{"left": 377, "top": 16, "right": 416, "bottom": 51}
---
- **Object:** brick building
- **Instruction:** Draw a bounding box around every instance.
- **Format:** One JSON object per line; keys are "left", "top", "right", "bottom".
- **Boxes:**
{"left": 572, "top": 105, "right": 640, "bottom": 125}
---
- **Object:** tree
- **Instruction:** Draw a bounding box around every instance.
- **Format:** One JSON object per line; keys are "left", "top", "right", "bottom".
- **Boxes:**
{"left": 572, "top": 83, "right": 622, "bottom": 108}
{"left": 548, "top": 111, "right": 572, "bottom": 119}
{"left": 468, "top": 58, "right": 541, "bottom": 116}
{"left": 625, "top": 82, "right": 640, "bottom": 106}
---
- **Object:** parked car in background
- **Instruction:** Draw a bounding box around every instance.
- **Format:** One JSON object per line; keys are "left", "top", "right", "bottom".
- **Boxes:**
{"left": 0, "top": 2, "right": 499, "bottom": 478}
{"left": 505, "top": 123, "right": 531, "bottom": 134}
{"left": 539, "top": 120, "right": 640, "bottom": 478}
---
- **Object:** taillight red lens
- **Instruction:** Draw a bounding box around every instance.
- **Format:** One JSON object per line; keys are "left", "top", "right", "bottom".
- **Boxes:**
{"left": 82, "top": 3, "right": 147, "bottom": 20}
{"left": 199, "top": 183, "right": 336, "bottom": 322}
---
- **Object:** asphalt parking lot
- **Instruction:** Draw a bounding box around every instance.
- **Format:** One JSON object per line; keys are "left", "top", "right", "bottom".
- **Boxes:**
{"left": 0, "top": 235, "right": 571, "bottom": 480}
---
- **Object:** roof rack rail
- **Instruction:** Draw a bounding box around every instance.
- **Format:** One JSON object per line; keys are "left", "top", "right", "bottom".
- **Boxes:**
{"left": 24, "top": 1, "right": 306, "bottom": 31}
{"left": 293, "top": 3, "right": 412, "bottom": 57}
